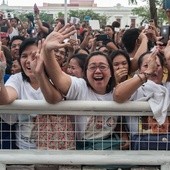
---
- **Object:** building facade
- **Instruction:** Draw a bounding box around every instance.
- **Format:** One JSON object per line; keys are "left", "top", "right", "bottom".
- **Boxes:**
{"left": 0, "top": 0, "right": 142, "bottom": 28}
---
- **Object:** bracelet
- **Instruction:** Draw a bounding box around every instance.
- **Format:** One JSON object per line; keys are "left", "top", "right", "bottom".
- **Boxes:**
{"left": 137, "top": 74, "right": 145, "bottom": 84}
{"left": 143, "top": 72, "right": 151, "bottom": 82}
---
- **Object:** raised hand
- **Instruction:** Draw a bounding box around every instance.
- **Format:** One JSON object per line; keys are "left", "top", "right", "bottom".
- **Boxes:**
{"left": 114, "top": 68, "right": 128, "bottom": 84}
{"left": 43, "top": 23, "right": 76, "bottom": 52}
{"left": 145, "top": 50, "right": 158, "bottom": 75}
{"left": 34, "top": 3, "right": 39, "bottom": 15}
{"left": 30, "top": 40, "right": 44, "bottom": 77}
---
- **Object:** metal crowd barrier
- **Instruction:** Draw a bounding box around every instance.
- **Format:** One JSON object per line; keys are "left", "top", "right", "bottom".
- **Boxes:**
{"left": 0, "top": 100, "right": 169, "bottom": 170}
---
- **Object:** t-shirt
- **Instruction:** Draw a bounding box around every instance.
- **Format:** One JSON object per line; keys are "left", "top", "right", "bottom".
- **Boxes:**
{"left": 9, "top": 27, "right": 19, "bottom": 40}
{"left": 5, "top": 73, "right": 44, "bottom": 149}
{"left": 66, "top": 76, "right": 117, "bottom": 140}
{"left": 127, "top": 80, "right": 170, "bottom": 136}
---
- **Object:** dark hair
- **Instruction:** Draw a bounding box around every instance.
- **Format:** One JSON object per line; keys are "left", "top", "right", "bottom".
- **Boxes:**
{"left": 67, "top": 53, "right": 88, "bottom": 71}
{"left": 98, "top": 45, "right": 111, "bottom": 55}
{"left": 105, "top": 25, "right": 115, "bottom": 40}
{"left": 36, "top": 22, "right": 51, "bottom": 41}
{"left": 138, "top": 51, "right": 164, "bottom": 69}
{"left": 75, "top": 48, "right": 90, "bottom": 54}
{"left": 84, "top": 51, "right": 116, "bottom": 93}
{"left": 26, "top": 15, "right": 34, "bottom": 22}
{"left": 10, "top": 17, "right": 19, "bottom": 23}
{"left": 105, "top": 25, "right": 114, "bottom": 31}
{"left": 112, "top": 21, "right": 120, "bottom": 28}
{"left": 109, "top": 50, "right": 131, "bottom": 75}
{"left": 19, "top": 38, "right": 37, "bottom": 82}
{"left": 121, "top": 28, "right": 141, "bottom": 53}
{"left": 9, "top": 35, "right": 25, "bottom": 48}
{"left": 42, "top": 22, "right": 50, "bottom": 29}
{"left": 55, "top": 18, "right": 65, "bottom": 26}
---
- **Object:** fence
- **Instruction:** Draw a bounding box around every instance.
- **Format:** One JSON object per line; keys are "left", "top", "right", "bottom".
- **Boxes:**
{"left": 0, "top": 100, "right": 169, "bottom": 170}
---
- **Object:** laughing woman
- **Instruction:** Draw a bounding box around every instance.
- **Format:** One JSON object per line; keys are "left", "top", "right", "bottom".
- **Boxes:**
{"left": 0, "top": 38, "right": 63, "bottom": 149}
{"left": 113, "top": 50, "right": 170, "bottom": 150}
{"left": 40, "top": 23, "right": 129, "bottom": 150}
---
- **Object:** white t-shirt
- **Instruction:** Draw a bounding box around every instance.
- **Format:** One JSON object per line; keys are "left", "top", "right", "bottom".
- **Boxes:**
{"left": 5, "top": 73, "right": 44, "bottom": 149}
{"left": 66, "top": 76, "right": 117, "bottom": 140}
{"left": 127, "top": 80, "right": 170, "bottom": 136}
{"left": 9, "top": 27, "right": 19, "bottom": 40}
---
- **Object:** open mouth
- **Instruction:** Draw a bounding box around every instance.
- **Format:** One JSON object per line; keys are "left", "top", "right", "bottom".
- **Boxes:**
{"left": 150, "top": 73, "right": 158, "bottom": 78}
{"left": 93, "top": 76, "right": 103, "bottom": 81}
{"left": 26, "top": 66, "right": 31, "bottom": 70}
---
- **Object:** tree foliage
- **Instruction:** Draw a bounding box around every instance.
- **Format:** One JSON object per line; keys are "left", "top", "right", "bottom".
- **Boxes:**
{"left": 15, "top": 12, "right": 54, "bottom": 25}
{"left": 39, "top": 12, "right": 54, "bottom": 24}
{"left": 68, "top": 9, "right": 110, "bottom": 26}
{"left": 130, "top": 0, "right": 168, "bottom": 26}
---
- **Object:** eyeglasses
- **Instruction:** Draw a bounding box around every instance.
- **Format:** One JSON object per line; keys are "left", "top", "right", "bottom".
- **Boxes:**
{"left": 87, "top": 64, "right": 109, "bottom": 72}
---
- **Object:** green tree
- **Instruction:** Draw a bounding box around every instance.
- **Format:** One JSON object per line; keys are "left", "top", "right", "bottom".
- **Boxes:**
{"left": 130, "top": 0, "right": 167, "bottom": 26}
{"left": 15, "top": 12, "right": 33, "bottom": 22}
{"left": 16, "top": 12, "right": 54, "bottom": 25}
{"left": 39, "top": 12, "right": 54, "bottom": 25}
{"left": 57, "top": 12, "right": 64, "bottom": 19}
{"left": 68, "top": 9, "right": 110, "bottom": 26}
{"left": 132, "top": 6, "right": 150, "bottom": 24}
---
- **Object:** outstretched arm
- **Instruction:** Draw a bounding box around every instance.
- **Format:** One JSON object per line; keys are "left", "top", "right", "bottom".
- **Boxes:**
{"left": 114, "top": 50, "right": 158, "bottom": 103}
{"left": 130, "top": 32, "right": 148, "bottom": 73}
{"left": 42, "top": 23, "right": 77, "bottom": 96}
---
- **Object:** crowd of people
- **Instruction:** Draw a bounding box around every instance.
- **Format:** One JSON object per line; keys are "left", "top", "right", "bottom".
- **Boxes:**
{"left": 0, "top": 4, "right": 170, "bottom": 170}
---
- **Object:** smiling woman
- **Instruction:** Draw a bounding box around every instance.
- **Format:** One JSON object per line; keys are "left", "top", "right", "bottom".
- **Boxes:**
{"left": 114, "top": 50, "right": 170, "bottom": 150}
{"left": 0, "top": 38, "right": 63, "bottom": 150}
{"left": 39, "top": 23, "right": 130, "bottom": 152}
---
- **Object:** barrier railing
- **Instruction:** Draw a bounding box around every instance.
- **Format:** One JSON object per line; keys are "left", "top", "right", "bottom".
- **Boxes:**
{"left": 0, "top": 100, "right": 169, "bottom": 170}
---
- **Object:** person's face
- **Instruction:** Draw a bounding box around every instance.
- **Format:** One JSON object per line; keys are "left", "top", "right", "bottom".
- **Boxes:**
{"left": 67, "top": 58, "right": 84, "bottom": 78}
{"left": 55, "top": 20, "right": 64, "bottom": 27}
{"left": 20, "top": 45, "right": 38, "bottom": 78}
{"left": 98, "top": 46, "right": 109, "bottom": 55}
{"left": 11, "top": 59, "right": 21, "bottom": 74}
{"left": 139, "top": 54, "right": 163, "bottom": 84}
{"left": 148, "top": 116, "right": 169, "bottom": 134}
{"left": 1, "top": 37, "right": 9, "bottom": 46}
{"left": 54, "top": 48, "right": 66, "bottom": 67}
{"left": 10, "top": 18, "right": 17, "bottom": 27}
{"left": 104, "top": 27, "right": 114, "bottom": 38}
{"left": 88, "top": 38, "right": 93, "bottom": 49}
{"left": 11, "top": 39, "right": 23, "bottom": 60}
{"left": 112, "top": 54, "right": 129, "bottom": 71}
{"left": 86, "top": 55, "right": 111, "bottom": 94}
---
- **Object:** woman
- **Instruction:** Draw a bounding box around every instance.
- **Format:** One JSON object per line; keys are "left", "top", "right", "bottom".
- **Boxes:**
{"left": 66, "top": 53, "right": 87, "bottom": 78}
{"left": 0, "top": 38, "right": 63, "bottom": 149}
{"left": 41, "top": 23, "right": 126, "bottom": 150}
{"left": 103, "top": 25, "right": 118, "bottom": 51}
{"left": 110, "top": 50, "right": 131, "bottom": 84}
{"left": 114, "top": 50, "right": 170, "bottom": 150}
{"left": 11, "top": 59, "right": 21, "bottom": 74}
{"left": 104, "top": 25, "right": 115, "bottom": 41}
